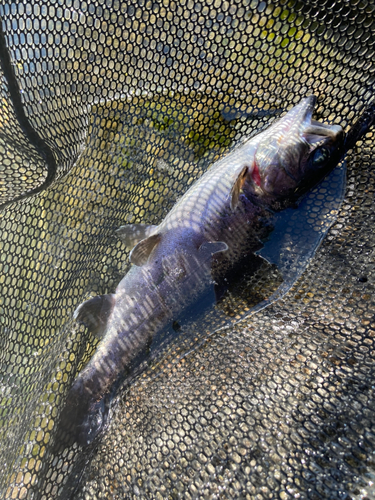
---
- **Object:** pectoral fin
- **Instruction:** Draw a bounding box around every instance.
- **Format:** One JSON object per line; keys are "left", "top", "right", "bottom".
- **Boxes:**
{"left": 74, "top": 294, "right": 115, "bottom": 338}
{"left": 130, "top": 233, "right": 162, "bottom": 266}
{"left": 230, "top": 165, "right": 248, "bottom": 211}
{"left": 116, "top": 224, "right": 158, "bottom": 248}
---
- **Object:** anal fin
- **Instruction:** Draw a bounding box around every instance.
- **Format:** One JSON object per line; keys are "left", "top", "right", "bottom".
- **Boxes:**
{"left": 74, "top": 294, "right": 115, "bottom": 338}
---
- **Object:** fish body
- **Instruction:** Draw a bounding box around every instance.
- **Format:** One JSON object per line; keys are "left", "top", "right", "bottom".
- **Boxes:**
{"left": 59, "top": 96, "right": 346, "bottom": 445}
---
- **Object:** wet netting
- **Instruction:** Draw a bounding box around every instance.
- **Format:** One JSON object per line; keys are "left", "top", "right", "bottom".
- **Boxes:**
{"left": 0, "top": 1, "right": 374, "bottom": 499}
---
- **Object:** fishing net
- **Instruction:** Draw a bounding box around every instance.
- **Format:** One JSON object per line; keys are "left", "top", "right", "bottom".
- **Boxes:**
{"left": 0, "top": 0, "right": 374, "bottom": 498}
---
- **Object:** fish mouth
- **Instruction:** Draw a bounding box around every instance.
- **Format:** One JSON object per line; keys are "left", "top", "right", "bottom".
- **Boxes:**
{"left": 303, "top": 119, "right": 343, "bottom": 146}
{"left": 284, "top": 95, "right": 344, "bottom": 165}
{"left": 298, "top": 96, "right": 343, "bottom": 145}
{"left": 307, "top": 120, "right": 343, "bottom": 137}
{"left": 288, "top": 95, "right": 342, "bottom": 141}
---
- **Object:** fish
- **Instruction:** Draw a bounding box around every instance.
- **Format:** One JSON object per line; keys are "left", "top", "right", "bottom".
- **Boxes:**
{"left": 58, "top": 95, "right": 348, "bottom": 446}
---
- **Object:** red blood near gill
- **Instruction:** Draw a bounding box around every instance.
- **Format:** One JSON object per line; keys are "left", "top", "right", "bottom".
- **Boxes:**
{"left": 251, "top": 161, "right": 262, "bottom": 186}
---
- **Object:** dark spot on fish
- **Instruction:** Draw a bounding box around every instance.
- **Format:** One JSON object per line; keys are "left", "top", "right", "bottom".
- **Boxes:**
{"left": 358, "top": 275, "right": 368, "bottom": 283}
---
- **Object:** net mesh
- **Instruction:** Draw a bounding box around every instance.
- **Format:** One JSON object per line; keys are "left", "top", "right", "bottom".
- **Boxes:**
{"left": 0, "top": 1, "right": 374, "bottom": 499}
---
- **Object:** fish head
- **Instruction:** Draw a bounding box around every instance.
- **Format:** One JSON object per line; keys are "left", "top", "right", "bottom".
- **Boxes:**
{"left": 247, "top": 95, "right": 344, "bottom": 207}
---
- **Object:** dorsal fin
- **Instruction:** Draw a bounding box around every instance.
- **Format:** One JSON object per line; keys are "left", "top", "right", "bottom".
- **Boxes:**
{"left": 116, "top": 224, "right": 158, "bottom": 248}
{"left": 230, "top": 165, "right": 248, "bottom": 211}
{"left": 129, "top": 233, "right": 162, "bottom": 266}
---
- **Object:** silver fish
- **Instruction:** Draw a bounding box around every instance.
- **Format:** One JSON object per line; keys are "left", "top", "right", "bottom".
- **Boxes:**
{"left": 58, "top": 95, "right": 345, "bottom": 445}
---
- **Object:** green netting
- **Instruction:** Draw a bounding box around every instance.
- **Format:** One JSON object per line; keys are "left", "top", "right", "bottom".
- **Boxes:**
{"left": 0, "top": 1, "right": 374, "bottom": 499}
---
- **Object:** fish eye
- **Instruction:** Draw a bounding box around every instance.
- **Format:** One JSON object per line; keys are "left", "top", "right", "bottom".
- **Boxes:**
{"left": 312, "top": 147, "right": 329, "bottom": 166}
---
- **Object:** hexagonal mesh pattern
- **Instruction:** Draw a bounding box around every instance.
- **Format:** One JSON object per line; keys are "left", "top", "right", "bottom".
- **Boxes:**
{"left": 0, "top": 1, "right": 374, "bottom": 499}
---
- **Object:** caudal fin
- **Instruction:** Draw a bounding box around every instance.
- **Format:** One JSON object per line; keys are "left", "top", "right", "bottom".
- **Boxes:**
{"left": 53, "top": 380, "right": 109, "bottom": 451}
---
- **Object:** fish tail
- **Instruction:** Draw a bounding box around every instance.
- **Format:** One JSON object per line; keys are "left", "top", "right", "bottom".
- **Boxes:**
{"left": 53, "top": 376, "right": 109, "bottom": 449}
